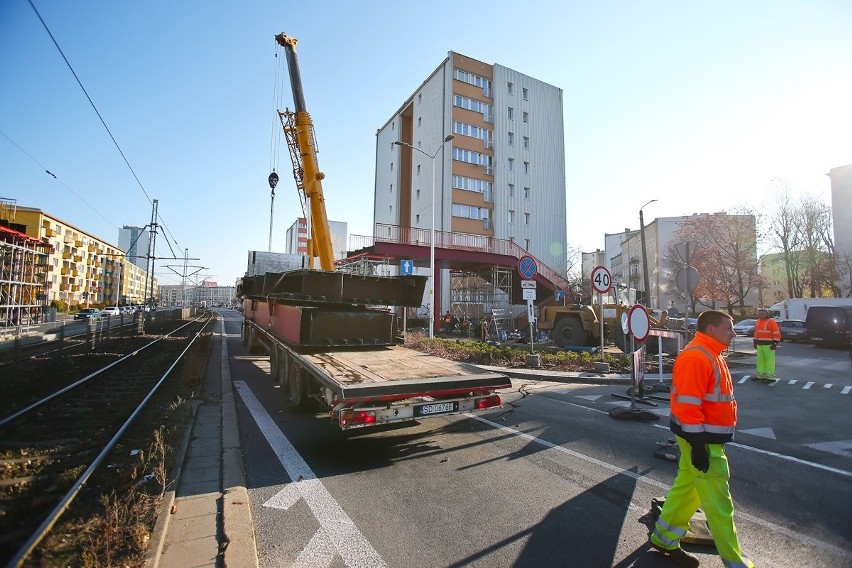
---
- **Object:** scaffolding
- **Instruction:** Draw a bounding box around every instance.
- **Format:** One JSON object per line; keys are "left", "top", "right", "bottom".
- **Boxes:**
{"left": 1, "top": 226, "right": 51, "bottom": 327}
{"left": 450, "top": 267, "right": 522, "bottom": 339}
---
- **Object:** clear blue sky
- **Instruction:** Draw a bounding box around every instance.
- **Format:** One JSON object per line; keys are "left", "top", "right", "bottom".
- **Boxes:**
{"left": 2, "top": 1, "right": 851, "bottom": 285}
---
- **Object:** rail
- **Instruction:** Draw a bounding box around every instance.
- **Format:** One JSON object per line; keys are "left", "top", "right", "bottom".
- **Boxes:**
{"left": 349, "top": 224, "right": 572, "bottom": 293}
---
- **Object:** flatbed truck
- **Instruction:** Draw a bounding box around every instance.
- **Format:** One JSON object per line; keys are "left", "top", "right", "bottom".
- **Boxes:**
{"left": 242, "top": 317, "right": 511, "bottom": 430}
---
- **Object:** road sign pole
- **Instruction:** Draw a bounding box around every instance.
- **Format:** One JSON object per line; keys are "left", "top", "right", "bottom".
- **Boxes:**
{"left": 599, "top": 292, "right": 604, "bottom": 362}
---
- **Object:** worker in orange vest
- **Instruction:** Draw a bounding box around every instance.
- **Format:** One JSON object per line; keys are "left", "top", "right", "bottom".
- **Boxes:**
{"left": 649, "top": 310, "right": 754, "bottom": 568}
{"left": 753, "top": 309, "right": 781, "bottom": 381}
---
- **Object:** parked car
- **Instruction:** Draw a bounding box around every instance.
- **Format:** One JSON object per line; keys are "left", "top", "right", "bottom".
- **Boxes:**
{"left": 804, "top": 306, "right": 852, "bottom": 347}
{"left": 74, "top": 308, "right": 101, "bottom": 320}
{"left": 733, "top": 318, "right": 757, "bottom": 336}
{"left": 778, "top": 319, "right": 806, "bottom": 342}
{"left": 102, "top": 306, "right": 121, "bottom": 316}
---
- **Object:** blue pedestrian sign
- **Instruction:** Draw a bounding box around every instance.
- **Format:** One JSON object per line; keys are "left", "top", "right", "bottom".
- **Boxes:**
{"left": 400, "top": 259, "right": 413, "bottom": 275}
{"left": 554, "top": 290, "right": 565, "bottom": 301}
{"left": 518, "top": 255, "right": 538, "bottom": 280}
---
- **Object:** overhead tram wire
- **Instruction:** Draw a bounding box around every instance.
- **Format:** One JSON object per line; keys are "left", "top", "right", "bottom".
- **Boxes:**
{"left": 0, "top": 130, "right": 118, "bottom": 230}
{"left": 27, "top": 0, "right": 184, "bottom": 254}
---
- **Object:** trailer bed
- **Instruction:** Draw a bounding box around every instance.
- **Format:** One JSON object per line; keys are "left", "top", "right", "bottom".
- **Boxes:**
{"left": 301, "top": 346, "right": 511, "bottom": 399}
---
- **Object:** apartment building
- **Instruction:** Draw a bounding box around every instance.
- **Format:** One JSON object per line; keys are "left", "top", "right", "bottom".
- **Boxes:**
{"left": 376, "top": 52, "right": 567, "bottom": 286}
{"left": 284, "top": 217, "right": 348, "bottom": 260}
{"left": 159, "top": 280, "right": 236, "bottom": 307}
{"left": 118, "top": 225, "right": 151, "bottom": 271}
{"left": 13, "top": 207, "right": 156, "bottom": 306}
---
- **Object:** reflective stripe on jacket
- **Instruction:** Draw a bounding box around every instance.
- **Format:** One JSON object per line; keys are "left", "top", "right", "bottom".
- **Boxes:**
{"left": 754, "top": 317, "right": 781, "bottom": 344}
{"left": 670, "top": 332, "right": 737, "bottom": 443}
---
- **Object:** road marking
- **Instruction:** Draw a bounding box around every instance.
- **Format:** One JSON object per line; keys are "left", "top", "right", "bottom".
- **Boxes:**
{"left": 469, "top": 414, "right": 852, "bottom": 560}
{"left": 842, "top": 386, "right": 851, "bottom": 395}
{"left": 739, "top": 427, "right": 776, "bottom": 440}
{"left": 805, "top": 439, "right": 852, "bottom": 458}
{"left": 788, "top": 379, "right": 798, "bottom": 385}
{"left": 575, "top": 394, "right": 603, "bottom": 401}
{"left": 803, "top": 381, "right": 815, "bottom": 390}
{"left": 235, "top": 382, "right": 386, "bottom": 568}
{"left": 824, "top": 383, "right": 833, "bottom": 389}
{"left": 738, "top": 376, "right": 749, "bottom": 384}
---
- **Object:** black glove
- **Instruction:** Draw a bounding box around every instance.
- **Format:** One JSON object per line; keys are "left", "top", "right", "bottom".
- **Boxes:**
{"left": 690, "top": 443, "right": 709, "bottom": 473}
{"left": 770, "top": 343, "right": 777, "bottom": 351}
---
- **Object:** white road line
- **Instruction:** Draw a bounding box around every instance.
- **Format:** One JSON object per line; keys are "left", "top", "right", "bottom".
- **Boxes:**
{"left": 803, "top": 381, "right": 815, "bottom": 390}
{"left": 470, "top": 414, "right": 852, "bottom": 561}
{"left": 824, "top": 383, "right": 833, "bottom": 389}
{"left": 788, "top": 379, "right": 798, "bottom": 385}
{"left": 842, "top": 386, "right": 851, "bottom": 395}
{"left": 235, "top": 382, "right": 386, "bottom": 568}
{"left": 738, "top": 376, "right": 749, "bottom": 384}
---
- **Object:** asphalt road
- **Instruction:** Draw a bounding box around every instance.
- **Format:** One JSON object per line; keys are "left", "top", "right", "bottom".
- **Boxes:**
{"left": 223, "top": 312, "right": 852, "bottom": 568}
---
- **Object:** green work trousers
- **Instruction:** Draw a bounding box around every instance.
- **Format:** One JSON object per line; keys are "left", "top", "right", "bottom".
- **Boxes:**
{"left": 756, "top": 344, "right": 776, "bottom": 379}
{"left": 650, "top": 436, "right": 754, "bottom": 568}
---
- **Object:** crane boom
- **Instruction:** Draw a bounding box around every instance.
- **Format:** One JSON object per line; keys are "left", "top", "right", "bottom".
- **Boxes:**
{"left": 275, "top": 32, "right": 335, "bottom": 271}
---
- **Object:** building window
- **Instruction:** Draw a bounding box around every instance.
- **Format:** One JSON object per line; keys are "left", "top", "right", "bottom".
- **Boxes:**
{"left": 524, "top": 187, "right": 530, "bottom": 199}
{"left": 417, "top": 164, "right": 421, "bottom": 175}
{"left": 453, "top": 175, "right": 493, "bottom": 194}
{"left": 525, "top": 238, "right": 531, "bottom": 250}
{"left": 523, "top": 136, "right": 529, "bottom": 150}
{"left": 416, "top": 214, "right": 420, "bottom": 223}
{"left": 508, "top": 82, "right": 513, "bottom": 95}
{"left": 524, "top": 161, "right": 529, "bottom": 174}
{"left": 508, "top": 183, "right": 515, "bottom": 197}
{"left": 453, "top": 121, "right": 491, "bottom": 142}
{"left": 390, "top": 162, "right": 393, "bottom": 171}
{"left": 508, "top": 107, "right": 514, "bottom": 120}
{"left": 508, "top": 158, "right": 514, "bottom": 171}
{"left": 417, "top": 117, "right": 421, "bottom": 127}
{"left": 418, "top": 93, "right": 422, "bottom": 103}
{"left": 523, "top": 111, "right": 528, "bottom": 123}
{"left": 522, "top": 87, "right": 528, "bottom": 100}
{"left": 451, "top": 203, "right": 490, "bottom": 220}
{"left": 390, "top": 184, "right": 393, "bottom": 193}
{"left": 416, "top": 189, "right": 421, "bottom": 199}
{"left": 524, "top": 212, "right": 530, "bottom": 225}
{"left": 508, "top": 132, "right": 514, "bottom": 145}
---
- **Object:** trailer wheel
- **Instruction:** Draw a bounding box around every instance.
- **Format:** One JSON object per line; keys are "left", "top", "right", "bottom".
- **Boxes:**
{"left": 289, "top": 363, "right": 310, "bottom": 410}
{"left": 552, "top": 317, "right": 588, "bottom": 348}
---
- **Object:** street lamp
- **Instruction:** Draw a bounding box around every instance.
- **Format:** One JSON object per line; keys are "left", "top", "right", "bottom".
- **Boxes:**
{"left": 639, "top": 199, "right": 657, "bottom": 308}
{"left": 393, "top": 133, "right": 455, "bottom": 338}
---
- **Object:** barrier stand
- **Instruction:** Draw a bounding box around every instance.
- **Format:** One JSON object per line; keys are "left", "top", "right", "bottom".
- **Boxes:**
{"left": 609, "top": 338, "right": 659, "bottom": 421}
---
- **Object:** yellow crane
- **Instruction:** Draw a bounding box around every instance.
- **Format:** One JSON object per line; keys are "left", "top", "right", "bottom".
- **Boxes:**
{"left": 275, "top": 33, "right": 335, "bottom": 271}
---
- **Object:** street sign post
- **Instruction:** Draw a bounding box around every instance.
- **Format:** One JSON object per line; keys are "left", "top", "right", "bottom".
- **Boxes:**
{"left": 591, "top": 266, "right": 612, "bottom": 360}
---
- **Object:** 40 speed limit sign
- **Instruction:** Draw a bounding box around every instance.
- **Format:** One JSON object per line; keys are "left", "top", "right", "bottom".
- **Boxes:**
{"left": 591, "top": 266, "right": 612, "bottom": 294}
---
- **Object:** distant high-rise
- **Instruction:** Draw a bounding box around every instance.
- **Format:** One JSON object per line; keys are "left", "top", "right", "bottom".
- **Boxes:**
{"left": 284, "top": 217, "right": 348, "bottom": 260}
{"left": 376, "top": 51, "right": 567, "bottom": 276}
{"left": 118, "top": 226, "right": 150, "bottom": 270}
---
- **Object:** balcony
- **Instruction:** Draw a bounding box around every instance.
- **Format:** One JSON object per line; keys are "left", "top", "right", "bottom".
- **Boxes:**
{"left": 74, "top": 255, "right": 82, "bottom": 262}
{"left": 88, "top": 244, "right": 96, "bottom": 252}
{"left": 61, "top": 267, "right": 69, "bottom": 275}
{"left": 45, "top": 229, "right": 57, "bottom": 237}
{"left": 62, "top": 251, "right": 71, "bottom": 259}
{"left": 74, "top": 239, "right": 82, "bottom": 247}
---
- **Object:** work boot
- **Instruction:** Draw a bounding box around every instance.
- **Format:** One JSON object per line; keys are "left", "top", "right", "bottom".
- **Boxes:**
{"left": 650, "top": 542, "right": 700, "bottom": 567}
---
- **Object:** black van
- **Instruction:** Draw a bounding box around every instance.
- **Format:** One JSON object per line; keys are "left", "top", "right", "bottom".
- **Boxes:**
{"left": 804, "top": 306, "right": 852, "bottom": 347}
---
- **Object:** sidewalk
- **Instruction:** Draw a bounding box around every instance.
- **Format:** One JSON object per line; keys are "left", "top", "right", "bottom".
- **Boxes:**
{"left": 145, "top": 318, "right": 258, "bottom": 568}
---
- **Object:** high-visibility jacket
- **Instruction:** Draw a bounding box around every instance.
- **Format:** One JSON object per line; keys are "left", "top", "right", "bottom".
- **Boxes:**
{"left": 754, "top": 317, "right": 781, "bottom": 345}
{"left": 670, "top": 332, "right": 737, "bottom": 444}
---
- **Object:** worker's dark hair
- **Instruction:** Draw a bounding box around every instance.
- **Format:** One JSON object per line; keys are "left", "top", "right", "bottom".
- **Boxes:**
{"left": 696, "top": 310, "right": 732, "bottom": 332}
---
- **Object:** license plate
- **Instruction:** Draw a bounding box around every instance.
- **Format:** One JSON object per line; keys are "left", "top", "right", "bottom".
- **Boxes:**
{"left": 414, "top": 401, "right": 458, "bottom": 417}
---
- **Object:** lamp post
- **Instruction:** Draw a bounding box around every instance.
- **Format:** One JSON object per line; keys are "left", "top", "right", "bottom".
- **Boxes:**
{"left": 393, "top": 134, "right": 455, "bottom": 338}
{"left": 639, "top": 199, "right": 657, "bottom": 308}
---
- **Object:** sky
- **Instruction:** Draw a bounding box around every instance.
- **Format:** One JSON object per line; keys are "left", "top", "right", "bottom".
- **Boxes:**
{"left": 2, "top": 1, "right": 851, "bottom": 286}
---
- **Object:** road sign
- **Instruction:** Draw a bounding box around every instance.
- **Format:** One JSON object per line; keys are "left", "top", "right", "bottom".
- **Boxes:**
{"left": 591, "top": 265, "right": 612, "bottom": 294}
{"left": 521, "top": 280, "right": 536, "bottom": 289}
{"left": 400, "top": 259, "right": 413, "bottom": 275}
{"left": 628, "top": 304, "right": 651, "bottom": 342}
{"left": 676, "top": 266, "right": 699, "bottom": 293}
{"left": 522, "top": 288, "right": 536, "bottom": 300}
{"left": 554, "top": 290, "right": 565, "bottom": 301}
{"left": 527, "top": 299, "right": 536, "bottom": 322}
{"left": 518, "top": 255, "right": 538, "bottom": 279}
{"left": 674, "top": 241, "right": 698, "bottom": 265}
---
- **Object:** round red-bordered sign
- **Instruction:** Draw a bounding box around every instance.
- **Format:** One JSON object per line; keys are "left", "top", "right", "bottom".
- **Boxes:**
{"left": 628, "top": 304, "right": 651, "bottom": 342}
{"left": 590, "top": 265, "right": 612, "bottom": 294}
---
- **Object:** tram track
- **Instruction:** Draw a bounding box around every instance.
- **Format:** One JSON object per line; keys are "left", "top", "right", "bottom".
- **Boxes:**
{"left": 0, "top": 313, "right": 214, "bottom": 566}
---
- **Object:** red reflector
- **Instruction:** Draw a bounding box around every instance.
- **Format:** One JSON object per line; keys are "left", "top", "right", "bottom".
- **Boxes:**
{"left": 340, "top": 410, "right": 376, "bottom": 426}
{"left": 475, "top": 395, "right": 502, "bottom": 410}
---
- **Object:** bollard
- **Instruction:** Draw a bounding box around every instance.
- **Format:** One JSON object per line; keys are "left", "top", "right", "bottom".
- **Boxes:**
{"left": 87, "top": 319, "right": 96, "bottom": 350}
{"left": 525, "top": 353, "right": 541, "bottom": 368}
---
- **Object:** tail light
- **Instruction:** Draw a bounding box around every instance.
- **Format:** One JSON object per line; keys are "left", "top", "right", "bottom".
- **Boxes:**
{"left": 340, "top": 410, "right": 376, "bottom": 427}
{"left": 475, "top": 395, "right": 502, "bottom": 410}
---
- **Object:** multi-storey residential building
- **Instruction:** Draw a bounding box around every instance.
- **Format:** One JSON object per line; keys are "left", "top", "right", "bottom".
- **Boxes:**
{"left": 159, "top": 280, "right": 236, "bottom": 307}
{"left": 284, "top": 217, "right": 348, "bottom": 260}
{"left": 118, "top": 225, "right": 151, "bottom": 271}
{"left": 13, "top": 207, "right": 156, "bottom": 307}
{"left": 604, "top": 213, "right": 758, "bottom": 314}
{"left": 829, "top": 163, "right": 852, "bottom": 295}
{"left": 376, "top": 51, "right": 567, "bottom": 309}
